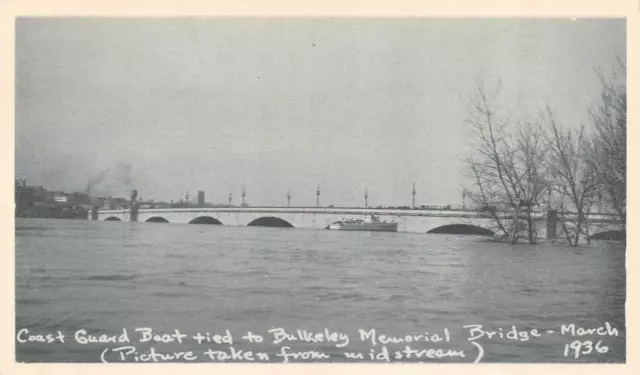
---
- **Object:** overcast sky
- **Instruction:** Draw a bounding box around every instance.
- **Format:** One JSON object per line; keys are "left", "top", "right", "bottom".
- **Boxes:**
{"left": 15, "top": 18, "right": 625, "bottom": 206}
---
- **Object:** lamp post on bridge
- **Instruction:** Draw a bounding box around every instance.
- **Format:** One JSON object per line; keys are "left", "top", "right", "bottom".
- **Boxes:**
{"left": 287, "top": 190, "right": 291, "bottom": 207}
{"left": 412, "top": 182, "right": 416, "bottom": 209}
{"left": 316, "top": 185, "right": 320, "bottom": 207}
{"left": 364, "top": 188, "right": 368, "bottom": 208}
{"left": 228, "top": 192, "right": 232, "bottom": 207}
{"left": 461, "top": 187, "right": 466, "bottom": 210}
{"left": 241, "top": 186, "right": 246, "bottom": 207}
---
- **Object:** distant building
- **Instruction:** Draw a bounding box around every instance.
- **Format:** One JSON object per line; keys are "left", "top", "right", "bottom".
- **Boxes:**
{"left": 69, "top": 192, "right": 91, "bottom": 205}
{"left": 15, "top": 180, "right": 34, "bottom": 217}
{"left": 111, "top": 198, "right": 128, "bottom": 210}
{"left": 91, "top": 196, "right": 128, "bottom": 210}
{"left": 14, "top": 180, "right": 91, "bottom": 219}
{"left": 154, "top": 201, "right": 172, "bottom": 209}
{"left": 90, "top": 197, "right": 106, "bottom": 208}
{"left": 54, "top": 195, "right": 68, "bottom": 203}
{"left": 197, "top": 191, "right": 205, "bottom": 206}
{"left": 104, "top": 197, "right": 114, "bottom": 210}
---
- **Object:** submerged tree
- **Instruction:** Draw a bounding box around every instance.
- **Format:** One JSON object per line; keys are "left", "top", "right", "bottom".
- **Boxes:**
{"left": 544, "top": 107, "right": 599, "bottom": 246}
{"left": 586, "top": 61, "right": 626, "bottom": 232}
{"left": 463, "top": 59, "right": 625, "bottom": 245}
{"left": 464, "top": 81, "right": 549, "bottom": 244}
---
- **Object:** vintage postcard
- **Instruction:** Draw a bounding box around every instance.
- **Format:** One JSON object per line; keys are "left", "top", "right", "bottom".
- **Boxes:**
{"left": 2, "top": 0, "right": 636, "bottom": 374}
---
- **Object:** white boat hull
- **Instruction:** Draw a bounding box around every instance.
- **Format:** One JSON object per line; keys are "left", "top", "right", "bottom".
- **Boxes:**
{"left": 328, "top": 222, "right": 398, "bottom": 232}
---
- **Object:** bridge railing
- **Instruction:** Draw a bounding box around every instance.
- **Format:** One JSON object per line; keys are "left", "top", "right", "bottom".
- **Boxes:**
{"left": 95, "top": 206, "right": 623, "bottom": 224}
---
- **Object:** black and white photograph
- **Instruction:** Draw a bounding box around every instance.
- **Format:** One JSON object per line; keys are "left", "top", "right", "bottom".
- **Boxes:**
{"left": 12, "top": 14, "right": 627, "bottom": 365}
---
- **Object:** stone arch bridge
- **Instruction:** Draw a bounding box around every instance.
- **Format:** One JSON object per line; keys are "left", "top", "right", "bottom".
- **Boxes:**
{"left": 94, "top": 207, "right": 622, "bottom": 239}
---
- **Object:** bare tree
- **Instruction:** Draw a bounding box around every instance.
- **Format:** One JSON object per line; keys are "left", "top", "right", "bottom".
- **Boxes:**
{"left": 511, "top": 120, "right": 550, "bottom": 244}
{"left": 464, "top": 81, "right": 549, "bottom": 244}
{"left": 544, "top": 108, "right": 599, "bottom": 246}
{"left": 586, "top": 61, "right": 626, "bottom": 232}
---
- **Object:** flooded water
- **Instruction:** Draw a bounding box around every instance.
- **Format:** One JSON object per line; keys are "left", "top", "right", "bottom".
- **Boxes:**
{"left": 15, "top": 218, "right": 626, "bottom": 363}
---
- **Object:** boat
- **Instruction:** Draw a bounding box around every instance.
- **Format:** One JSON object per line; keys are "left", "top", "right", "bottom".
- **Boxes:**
{"left": 328, "top": 214, "right": 398, "bottom": 232}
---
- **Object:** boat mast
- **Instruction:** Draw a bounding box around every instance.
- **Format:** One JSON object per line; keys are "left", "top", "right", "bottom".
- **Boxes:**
{"left": 364, "top": 188, "right": 371, "bottom": 219}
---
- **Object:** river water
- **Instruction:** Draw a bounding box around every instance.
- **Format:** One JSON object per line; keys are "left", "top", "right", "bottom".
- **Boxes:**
{"left": 15, "top": 218, "right": 626, "bottom": 363}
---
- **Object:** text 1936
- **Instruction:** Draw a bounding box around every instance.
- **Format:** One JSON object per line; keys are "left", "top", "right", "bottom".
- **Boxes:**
{"left": 563, "top": 340, "right": 609, "bottom": 359}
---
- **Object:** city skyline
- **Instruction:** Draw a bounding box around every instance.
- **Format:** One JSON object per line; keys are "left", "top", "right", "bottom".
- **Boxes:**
{"left": 15, "top": 18, "right": 626, "bottom": 207}
{"left": 16, "top": 177, "right": 450, "bottom": 210}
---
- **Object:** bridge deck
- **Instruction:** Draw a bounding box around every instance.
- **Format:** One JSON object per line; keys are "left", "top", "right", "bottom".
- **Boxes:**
{"left": 96, "top": 206, "right": 619, "bottom": 221}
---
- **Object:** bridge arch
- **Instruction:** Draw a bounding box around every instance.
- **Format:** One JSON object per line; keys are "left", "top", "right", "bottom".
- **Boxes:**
{"left": 105, "top": 216, "right": 122, "bottom": 221}
{"left": 189, "top": 216, "right": 223, "bottom": 225}
{"left": 589, "top": 230, "right": 625, "bottom": 241}
{"left": 427, "top": 224, "right": 494, "bottom": 236}
{"left": 146, "top": 216, "right": 169, "bottom": 223}
{"left": 247, "top": 216, "right": 294, "bottom": 228}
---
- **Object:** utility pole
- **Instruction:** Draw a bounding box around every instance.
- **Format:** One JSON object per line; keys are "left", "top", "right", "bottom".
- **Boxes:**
{"left": 316, "top": 185, "right": 320, "bottom": 207}
{"left": 241, "top": 186, "right": 246, "bottom": 207}
{"left": 412, "top": 182, "right": 416, "bottom": 209}
{"left": 287, "top": 190, "right": 291, "bottom": 207}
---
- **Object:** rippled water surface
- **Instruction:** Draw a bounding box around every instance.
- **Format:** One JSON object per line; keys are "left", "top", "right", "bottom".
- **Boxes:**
{"left": 15, "top": 218, "right": 625, "bottom": 363}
